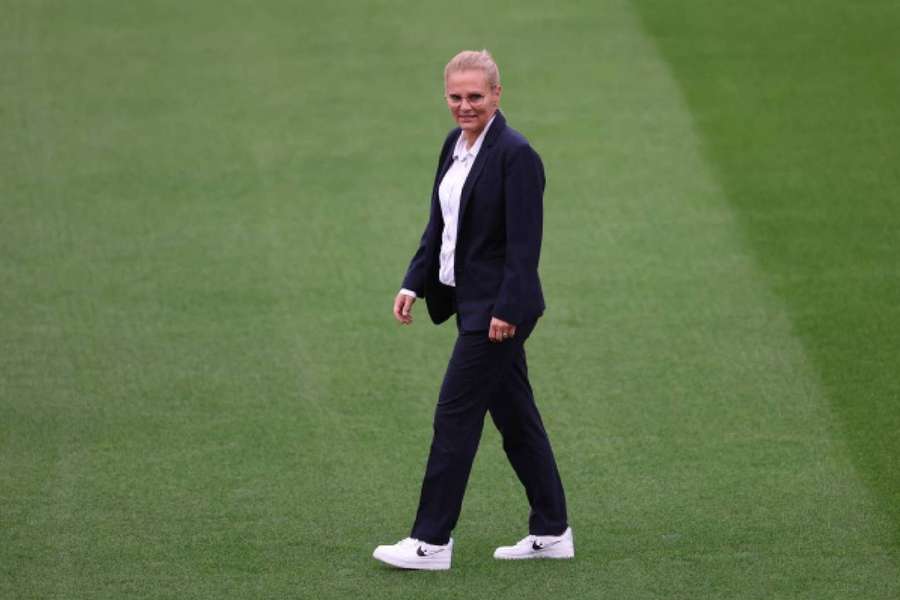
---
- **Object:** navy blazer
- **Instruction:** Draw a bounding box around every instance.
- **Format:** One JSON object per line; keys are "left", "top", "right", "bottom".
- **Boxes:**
{"left": 401, "top": 111, "right": 546, "bottom": 331}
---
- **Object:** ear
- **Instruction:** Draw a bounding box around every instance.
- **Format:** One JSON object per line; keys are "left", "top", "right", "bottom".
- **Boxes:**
{"left": 494, "top": 84, "right": 502, "bottom": 102}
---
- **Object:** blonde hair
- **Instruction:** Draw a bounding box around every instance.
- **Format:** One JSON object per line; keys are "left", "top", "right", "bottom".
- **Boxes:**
{"left": 444, "top": 49, "right": 501, "bottom": 89}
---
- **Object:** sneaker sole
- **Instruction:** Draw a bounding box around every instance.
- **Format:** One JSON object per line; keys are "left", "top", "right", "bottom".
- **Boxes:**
{"left": 493, "top": 545, "right": 574, "bottom": 560}
{"left": 372, "top": 549, "right": 451, "bottom": 571}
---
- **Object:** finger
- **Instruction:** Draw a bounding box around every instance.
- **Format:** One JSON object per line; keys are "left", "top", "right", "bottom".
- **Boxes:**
{"left": 401, "top": 297, "right": 412, "bottom": 316}
{"left": 509, "top": 325, "right": 517, "bottom": 338}
{"left": 404, "top": 298, "right": 415, "bottom": 324}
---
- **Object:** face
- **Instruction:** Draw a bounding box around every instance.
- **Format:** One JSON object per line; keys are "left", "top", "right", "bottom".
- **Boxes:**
{"left": 445, "top": 69, "right": 501, "bottom": 136}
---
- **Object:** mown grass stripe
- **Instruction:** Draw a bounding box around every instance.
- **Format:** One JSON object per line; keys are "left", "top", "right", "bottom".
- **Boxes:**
{"left": 633, "top": 0, "right": 900, "bottom": 551}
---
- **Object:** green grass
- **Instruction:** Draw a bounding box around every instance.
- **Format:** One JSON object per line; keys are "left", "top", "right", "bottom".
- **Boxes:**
{"left": 2, "top": 1, "right": 898, "bottom": 598}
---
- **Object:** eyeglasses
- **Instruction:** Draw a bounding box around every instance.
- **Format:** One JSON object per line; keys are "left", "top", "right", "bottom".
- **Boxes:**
{"left": 445, "top": 93, "right": 487, "bottom": 107}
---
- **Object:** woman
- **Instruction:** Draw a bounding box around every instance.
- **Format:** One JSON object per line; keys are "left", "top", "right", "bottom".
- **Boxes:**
{"left": 373, "top": 50, "right": 572, "bottom": 570}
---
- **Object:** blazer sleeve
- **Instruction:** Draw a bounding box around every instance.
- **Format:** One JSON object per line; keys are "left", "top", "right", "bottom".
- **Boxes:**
{"left": 492, "top": 143, "right": 545, "bottom": 324}
{"left": 401, "top": 223, "right": 429, "bottom": 297}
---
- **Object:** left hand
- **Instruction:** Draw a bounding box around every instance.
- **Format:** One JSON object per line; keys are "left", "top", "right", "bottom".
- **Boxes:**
{"left": 489, "top": 317, "right": 517, "bottom": 343}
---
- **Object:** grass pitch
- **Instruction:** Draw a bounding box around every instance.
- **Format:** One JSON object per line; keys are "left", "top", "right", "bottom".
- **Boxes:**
{"left": 2, "top": 1, "right": 899, "bottom": 598}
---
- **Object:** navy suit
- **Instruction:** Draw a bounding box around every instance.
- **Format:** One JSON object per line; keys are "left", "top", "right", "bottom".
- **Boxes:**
{"left": 401, "top": 111, "right": 568, "bottom": 545}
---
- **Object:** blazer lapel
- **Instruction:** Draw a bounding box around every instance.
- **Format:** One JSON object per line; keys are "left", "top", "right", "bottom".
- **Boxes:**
{"left": 438, "top": 134, "right": 458, "bottom": 182}
{"left": 432, "top": 130, "right": 461, "bottom": 213}
{"left": 457, "top": 111, "right": 506, "bottom": 235}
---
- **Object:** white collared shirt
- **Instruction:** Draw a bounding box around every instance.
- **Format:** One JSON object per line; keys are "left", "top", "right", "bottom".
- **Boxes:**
{"left": 400, "top": 115, "right": 496, "bottom": 298}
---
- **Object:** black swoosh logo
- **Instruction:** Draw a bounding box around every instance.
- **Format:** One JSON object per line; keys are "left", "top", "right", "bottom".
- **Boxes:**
{"left": 532, "top": 540, "right": 561, "bottom": 551}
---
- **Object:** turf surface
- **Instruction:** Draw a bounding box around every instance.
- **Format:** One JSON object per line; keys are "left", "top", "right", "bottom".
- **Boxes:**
{"left": 2, "top": 1, "right": 898, "bottom": 598}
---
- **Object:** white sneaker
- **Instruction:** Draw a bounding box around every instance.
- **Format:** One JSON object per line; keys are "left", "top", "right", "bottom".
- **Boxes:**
{"left": 493, "top": 527, "right": 574, "bottom": 560}
{"left": 372, "top": 537, "right": 453, "bottom": 570}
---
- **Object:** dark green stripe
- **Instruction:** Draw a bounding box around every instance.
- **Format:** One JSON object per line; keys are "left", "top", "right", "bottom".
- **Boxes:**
{"left": 632, "top": 0, "right": 900, "bottom": 548}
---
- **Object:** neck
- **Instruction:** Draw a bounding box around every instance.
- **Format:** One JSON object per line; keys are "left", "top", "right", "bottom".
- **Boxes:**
{"left": 462, "top": 110, "right": 497, "bottom": 148}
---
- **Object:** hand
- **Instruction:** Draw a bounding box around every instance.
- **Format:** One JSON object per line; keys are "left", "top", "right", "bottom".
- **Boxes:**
{"left": 393, "top": 292, "right": 416, "bottom": 325}
{"left": 489, "top": 317, "right": 517, "bottom": 343}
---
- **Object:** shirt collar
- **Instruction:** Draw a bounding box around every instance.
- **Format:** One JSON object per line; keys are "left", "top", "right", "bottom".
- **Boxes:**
{"left": 452, "top": 113, "right": 497, "bottom": 161}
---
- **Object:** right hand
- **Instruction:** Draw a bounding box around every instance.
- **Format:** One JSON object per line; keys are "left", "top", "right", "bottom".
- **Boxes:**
{"left": 393, "top": 292, "right": 416, "bottom": 325}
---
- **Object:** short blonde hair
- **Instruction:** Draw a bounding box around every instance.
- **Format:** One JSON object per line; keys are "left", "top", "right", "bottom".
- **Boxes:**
{"left": 444, "top": 49, "right": 501, "bottom": 89}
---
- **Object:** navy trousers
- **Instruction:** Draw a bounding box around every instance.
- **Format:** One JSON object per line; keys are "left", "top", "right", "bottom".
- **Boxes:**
{"left": 410, "top": 317, "right": 568, "bottom": 545}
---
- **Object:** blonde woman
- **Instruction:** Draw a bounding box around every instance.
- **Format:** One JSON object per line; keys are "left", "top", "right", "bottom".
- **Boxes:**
{"left": 374, "top": 50, "right": 572, "bottom": 570}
